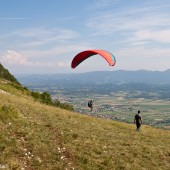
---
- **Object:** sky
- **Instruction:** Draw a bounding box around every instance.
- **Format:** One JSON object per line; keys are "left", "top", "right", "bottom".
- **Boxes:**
{"left": 0, "top": 0, "right": 170, "bottom": 74}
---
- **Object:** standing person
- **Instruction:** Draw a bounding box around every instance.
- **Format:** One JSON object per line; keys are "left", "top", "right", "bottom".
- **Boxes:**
{"left": 88, "top": 100, "right": 94, "bottom": 112}
{"left": 134, "top": 110, "right": 143, "bottom": 131}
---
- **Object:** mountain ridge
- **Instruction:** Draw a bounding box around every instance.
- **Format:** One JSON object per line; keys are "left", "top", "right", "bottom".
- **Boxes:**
{"left": 16, "top": 69, "right": 170, "bottom": 85}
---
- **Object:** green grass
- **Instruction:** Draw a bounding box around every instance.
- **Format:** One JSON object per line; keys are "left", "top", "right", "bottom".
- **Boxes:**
{"left": 0, "top": 81, "right": 170, "bottom": 169}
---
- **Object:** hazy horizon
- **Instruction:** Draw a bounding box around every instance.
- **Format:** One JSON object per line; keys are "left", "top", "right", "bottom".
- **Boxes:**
{"left": 14, "top": 68, "right": 170, "bottom": 76}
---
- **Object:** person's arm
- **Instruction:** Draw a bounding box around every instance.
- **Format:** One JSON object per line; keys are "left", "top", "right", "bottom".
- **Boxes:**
{"left": 140, "top": 117, "right": 143, "bottom": 124}
{"left": 134, "top": 117, "right": 136, "bottom": 123}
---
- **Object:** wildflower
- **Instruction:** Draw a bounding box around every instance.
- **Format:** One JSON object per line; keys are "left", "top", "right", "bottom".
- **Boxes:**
{"left": 61, "top": 156, "right": 65, "bottom": 160}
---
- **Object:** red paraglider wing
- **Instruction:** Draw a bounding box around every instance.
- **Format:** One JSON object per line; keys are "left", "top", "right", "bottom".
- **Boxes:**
{"left": 71, "top": 49, "right": 116, "bottom": 68}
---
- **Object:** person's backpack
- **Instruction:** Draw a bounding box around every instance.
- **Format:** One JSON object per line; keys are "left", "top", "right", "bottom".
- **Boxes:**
{"left": 88, "top": 100, "right": 92, "bottom": 107}
{"left": 135, "top": 114, "right": 141, "bottom": 121}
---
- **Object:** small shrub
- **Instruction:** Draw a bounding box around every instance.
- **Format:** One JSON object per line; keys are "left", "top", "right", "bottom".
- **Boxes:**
{"left": 31, "top": 91, "right": 53, "bottom": 105}
{"left": 52, "top": 99, "right": 74, "bottom": 111}
{"left": 31, "top": 91, "right": 74, "bottom": 111}
{"left": 0, "top": 142, "right": 6, "bottom": 152}
{"left": 0, "top": 105, "right": 19, "bottom": 122}
{"left": 72, "top": 133, "right": 79, "bottom": 139}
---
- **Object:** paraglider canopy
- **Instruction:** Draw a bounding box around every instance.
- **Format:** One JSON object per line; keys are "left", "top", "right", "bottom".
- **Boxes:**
{"left": 71, "top": 49, "right": 116, "bottom": 68}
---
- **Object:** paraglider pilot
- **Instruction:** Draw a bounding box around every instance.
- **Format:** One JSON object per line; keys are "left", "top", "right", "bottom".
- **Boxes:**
{"left": 88, "top": 100, "right": 94, "bottom": 112}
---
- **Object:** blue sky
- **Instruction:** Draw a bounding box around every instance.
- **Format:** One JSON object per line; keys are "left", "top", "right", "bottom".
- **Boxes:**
{"left": 0, "top": 0, "right": 170, "bottom": 74}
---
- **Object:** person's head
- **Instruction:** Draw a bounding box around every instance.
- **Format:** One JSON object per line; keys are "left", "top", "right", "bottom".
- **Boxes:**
{"left": 138, "top": 110, "right": 140, "bottom": 114}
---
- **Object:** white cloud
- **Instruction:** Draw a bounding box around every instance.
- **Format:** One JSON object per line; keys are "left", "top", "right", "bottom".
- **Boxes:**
{"left": 1, "top": 27, "right": 80, "bottom": 49}
{"left": 17, "top": 27, "right": 79, "bottom": 40}
{"left": 1, "top": 50, "right": 47, "bottom": 66}
{"left": 115, "top": 47, "right": 170, "bottom": 71}
{"left": 57, "top": 61, "right": 70, "bottom": 68}
{"left": 2, "top": 50, "right": 32, "bottom": 66}
{"left": 86, "top": 13, "right": 170, "bottom": 35}
{"left": 116, "top": 46, "right": 170, "bottom": 59}
{"left": 20, "top": 28, "right": 79, "bottom": 46}
{"left": 131, "top": 29, "right": 170, "bottom": 44}
{"left": 1, "top": 49, "right": 76, "bottom": 69}
{"left": 21, "top": 44, "right": 93, "bottom": 60}
{"left": 86, "top": 1, "right": 170, "bottom": 36}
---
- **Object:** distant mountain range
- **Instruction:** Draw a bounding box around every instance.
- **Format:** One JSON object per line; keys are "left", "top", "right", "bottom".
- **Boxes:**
{"left": 16, "top": 69, "right": 170, "bottom": 85}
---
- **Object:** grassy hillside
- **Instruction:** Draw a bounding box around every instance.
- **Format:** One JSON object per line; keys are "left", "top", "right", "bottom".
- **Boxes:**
{"left": 0, "top": 80, "right": 170, "bottom": 170}
{"left": 0, "top": 63, "right": 20, "bottom": 85}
